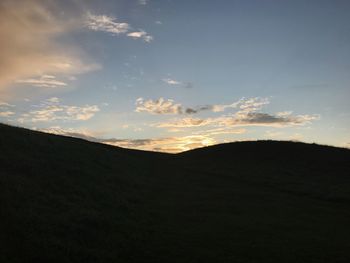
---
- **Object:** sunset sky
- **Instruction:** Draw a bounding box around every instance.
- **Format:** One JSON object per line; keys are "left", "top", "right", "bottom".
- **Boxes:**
{"left": 1, "top": 0, "right": 349, "bottom": 152}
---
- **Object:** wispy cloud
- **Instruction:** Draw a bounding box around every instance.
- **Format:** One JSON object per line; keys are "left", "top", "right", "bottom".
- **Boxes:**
{"left": 212, "top": 97, "right": 267, "bottom": 113}
{"left": 0, "top": 102, "right": 15, "bottom": 117}
{"left": 236, "top": 97, "right": 270, "bottom": 114}
{"left": 0, "top": 111, "right": 15, "bottom": 117}
{"left": 264, "top": 130, "right": 283, "bottom": 138}
{"left": 38, "top": 126, "right": 216, "bottom": 153}
{"left": 163, "top": 78, "right": 182, "bottom": 85}
{"left": 193, "top": 127, "right": 247, "bottom": 136}
{"left": 135, "top": 98, "right": 214, "bottom": 115}
{"left": 86, "top": 13, "right": 130, "bottom": 35}
{"left": 135, "top": 97, "right": 269, "bottom": 116}
{"left": 18, "top": 97, "right": 100, "bottom": 123}
{"left": 138, "top": 0, "right": 148, "bottom": 5}
{"left": 103, "top": 135, "right": 215, "bottom": 153}
{"left": 184, "top": 82, "right": 194, "bottom": 89}
{"left": 221, "top": 112, "right": 319, "bottom": 127}
{"left": 38, "top": 126, "right": 98, "bottom": 139}
{"left": 163, "top": 78, "right": 194, "bottom": 89}
{"left": 0, "top": 1, "right": 99, "bottom": 91}
{"left": 135, "top": 98, "right": 182, "bottom": 114}
{"left": 0, "top": 102, "right": 14, "bottom": 107}
{"left": 86, "top": 13, "right": 153, "bottom": 42}
{"left": 15, "top": 75, "right": 67, "bottom": 88}
{"left": 155, "top": 113, "right": 318, "bottom": 129}
{"left": 127, "top": 30, "right": 153, "bottom": 42}
{"left": 153, "top": 97, "right": 319, "bottom": 128}
{"left": 155, "top": 117, "right": 213, "bottom": 128}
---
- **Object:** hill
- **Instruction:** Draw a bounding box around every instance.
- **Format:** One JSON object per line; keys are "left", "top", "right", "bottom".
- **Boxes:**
{"left": 1, "top": 123, "right": 350, "bottom": 262}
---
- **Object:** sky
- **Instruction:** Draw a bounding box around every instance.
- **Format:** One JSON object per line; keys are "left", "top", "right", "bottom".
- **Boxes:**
{"left": 0, "top": 0, "right": 349, "bottom": 152}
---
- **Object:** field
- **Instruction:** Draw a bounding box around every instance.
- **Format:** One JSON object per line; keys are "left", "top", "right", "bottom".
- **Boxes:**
{"left": 1, "top": 123, "right": 350, "bottom": 262}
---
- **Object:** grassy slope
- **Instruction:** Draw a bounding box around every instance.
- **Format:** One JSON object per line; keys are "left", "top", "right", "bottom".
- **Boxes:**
{"left": 1, "top": 123, "right": 350, "bottom": 262}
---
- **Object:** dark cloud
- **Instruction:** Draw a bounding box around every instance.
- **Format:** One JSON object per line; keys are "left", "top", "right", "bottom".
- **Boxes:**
{"left": 184, "top": 82, "right": 194, "bottom": 89}
{"left": 184, "top": 105, "right": 214, "bottom": 114}
{"left": 234, "top": 112, "right": 318, "bottom": 126}
{"left": 241, "top": 113, "right": 292, "bottom": 124}
{"left": 156, "top": 112, "right": 318, "bottom": 128}
{"left": 185, "top": 108, "right": 197, "bottom": 114}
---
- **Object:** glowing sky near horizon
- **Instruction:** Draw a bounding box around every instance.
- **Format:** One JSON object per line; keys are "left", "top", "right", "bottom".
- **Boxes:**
{"left": 0, "top": 0, "right": 349, "bottom": 152}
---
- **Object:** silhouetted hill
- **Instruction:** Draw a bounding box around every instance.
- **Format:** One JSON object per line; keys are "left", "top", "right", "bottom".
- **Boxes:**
{"left": 1, "top": 123, "right": 350, "bottom": 263}
{"left": 181, "top": 140, "right": 350, "bottom": 163}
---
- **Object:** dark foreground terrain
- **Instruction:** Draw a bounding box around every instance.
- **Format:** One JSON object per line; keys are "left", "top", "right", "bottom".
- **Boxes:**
{"left": 1, "top": 123, "right": 350, "bottom": 263}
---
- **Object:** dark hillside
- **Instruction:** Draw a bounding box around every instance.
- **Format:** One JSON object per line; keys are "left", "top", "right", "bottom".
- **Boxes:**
{"left": 178, "top": 141, "right": 350, "bottom": 202}
{"left": 0, "top": 123, "right": 170, "bottom": 262}
{"left": 1, "top": 123, "right": 350, "bottom": 262}
{"left": 180, "top": 140, "right": 350, "bottom": 169}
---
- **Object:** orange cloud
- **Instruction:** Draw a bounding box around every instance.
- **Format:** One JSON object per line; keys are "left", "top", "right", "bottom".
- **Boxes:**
{"left": 38, "top": 126, "right": 216, "bottom": 153}
{"left": 17, "top": 97, "right": 100, "bottom": 123}
{"left": 0, "top": 0, "right": 99, "bottom": 93}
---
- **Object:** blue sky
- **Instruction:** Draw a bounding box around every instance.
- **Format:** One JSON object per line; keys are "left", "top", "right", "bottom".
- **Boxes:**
{"left": 0, "top": 0, "right": 349, "bottom": 152}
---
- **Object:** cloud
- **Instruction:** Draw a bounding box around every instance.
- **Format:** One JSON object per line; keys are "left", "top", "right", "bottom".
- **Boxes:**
{"left": 86, "top": 13, "right": 130, "bottom": 35}
{"left": 104, "top": 135, "right": 215, "bottom": 153}
{"left": 138, "top": 0, "right": 148, "bottom": 5}
{"left": 208, "top": 97, "right": 269, "bottom": 113}
{"left": 193, "top": 127, "right": 247, "bottom": 136}
{"left": 210, "top": 102, "right": 238, "bottom": 112}
{"left": 221, "top": 112, "right": 319, "bottom": 127}
{"left": 264, "top": 130, "right": 283, "bottom": 138}
{"left": 106, "top": 135, "right": 215, "bottom": 153}
{"left": 288, "top": 133, "right": 303, "bottom": 141}
{"left": 219, "top": 98, "right": 317, "bottom": 127}
{"left": 0, "top": 101, "right": 15, "bottom": 117}
{"left": 184, "top": 108, "right": 197, "bottom": 114}
{"left": 0, "top": 111, "right": 15, "bottom": 117}
{"left": 0, "top": 0, "right": 99, "bottom": 91}
{"left": 237, "top": 97, "right": 270, "bottom": 113}
{"left": 86, "top": 13, "right": 153, "bottom": 42}
{"left": 184, "top": 105, "right": 215, "bottom": 114}
{"left": 155, "top": 117, "right": 213, "bottom": 128}
{"left": 135, "top": 98, "right": 233, "bottom": 115}
{"left": 37, "top": 126, "right": 97, "bottom": 139}
{"left": 210, "top": 97, "right": 269, "bottom": 113}
{"left": 127, "top": 30, "right": 153, "bottom": 42}
{"left": 163, "top": 78, "right": 182, "bottom": 85}
{"left": 135, "top": 97, "right": 183, "bottom": 114}
{"left": 15, "top": 75, "right": 67, "bottom": 88}
{"left": 38, "top": 127, "right": 216, "bottom": 153}
{"left": 163, "top": 78, "right": 194, "bottom": 89}
{"left": 18, "top": 97, "right": 100, "bottom": 123}
{"left": 136, "top": 96, "right": 318, "bottom": 129}
{"left": 135, "top": 97, "right": 271, "bottom": 116}
{"left": 184, "top": 82, "right": 194, "bottom": 89}
{"left": 0, "top": 102, "right": 13, "bottom": 107}
{"left": 135, "top": 98, "right": 218, "bottom": 115}
{"left": 153, "top": 97, "right": 319, "bottom": 128}
{"left": 155, "top": 113, "right": 318, "bottom": 129}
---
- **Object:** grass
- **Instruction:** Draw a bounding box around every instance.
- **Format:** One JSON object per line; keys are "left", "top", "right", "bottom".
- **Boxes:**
{"left": 1, "top": 123, "right": 350, "bottom": 262}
